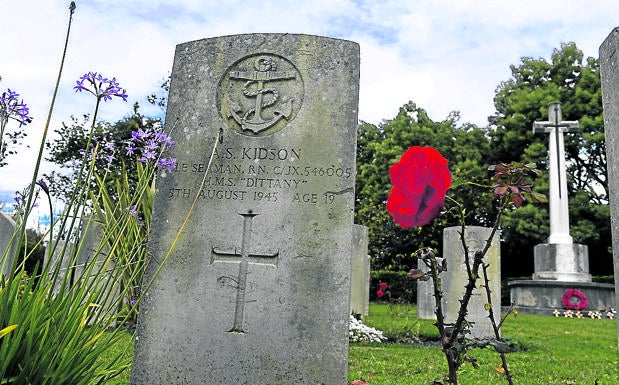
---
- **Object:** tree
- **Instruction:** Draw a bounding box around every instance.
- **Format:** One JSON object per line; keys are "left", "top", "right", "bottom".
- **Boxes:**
{"left": 489, "top": 42, "right": 611, "bottom": 275}
{"left": 44, "top": 103, "right": 161, "bottom": 202}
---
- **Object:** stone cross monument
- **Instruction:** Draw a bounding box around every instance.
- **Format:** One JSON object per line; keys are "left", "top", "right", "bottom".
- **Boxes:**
{"left": 508, "top": 99, "right": 614, "bottom": 313}
{"left": 531, "top": 102, "right": 591, "bottom": 282}
{"left": 533, "top": 102, "right": 578, "bottom": 244}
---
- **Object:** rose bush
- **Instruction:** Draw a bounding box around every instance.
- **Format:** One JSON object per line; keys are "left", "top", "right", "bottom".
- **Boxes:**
{"left": 386, "top": 146, "right": 452, "bottom": 228}
{"left": 385, "top": 148, "right": 546, "bottom": 385}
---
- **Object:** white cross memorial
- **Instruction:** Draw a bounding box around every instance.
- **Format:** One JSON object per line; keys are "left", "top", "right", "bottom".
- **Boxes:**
{"left": 533, "top": 102, "right": 579, "bottom": 244}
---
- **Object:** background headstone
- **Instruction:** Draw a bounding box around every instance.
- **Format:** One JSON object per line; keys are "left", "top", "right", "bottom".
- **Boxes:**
{"left": 44, "top": 239, "right": 74, "bottom": 296}
{"left": 131, "top": 33, "right": 359, "bottom": 385}
{"left": 600, "top": 26, "right": 619, "bottom": 348}
{"left": 351, "top": 224, "right": 370, "bottom": 317}
{"left": 0, "top": 211, "right": 17, "bottom": 277}
{"left": 74, "top": 217, "right": 119, "bottom": 321}
{"left": 418, "top": 226, "right": 501, "bottom": 339}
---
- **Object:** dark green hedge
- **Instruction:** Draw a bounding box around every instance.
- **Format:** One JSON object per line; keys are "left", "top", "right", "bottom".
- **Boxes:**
{"left": 593, "top": 276, "right": 615, "bottom": 284}
{"left": 371, "top": 272, "right": 615, "bottom": 307}
{"left": 370, "top": 270, "right": 416, "bottom": 303}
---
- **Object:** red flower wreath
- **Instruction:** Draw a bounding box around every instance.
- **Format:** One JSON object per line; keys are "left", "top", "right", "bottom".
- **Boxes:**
{"left": 561, "top": 289, "right": 588, "bottom": 311}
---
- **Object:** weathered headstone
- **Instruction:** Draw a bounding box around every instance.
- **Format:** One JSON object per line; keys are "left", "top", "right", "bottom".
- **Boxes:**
{"left": 74, "top": 217, "right": 119, "bottom": 320}
{"left": 131, "top": 34, "right": 359, "bottom": 385}
{"left": 0, "top": 211, "right": 17, "bottom": 278}
{"left": 531, "top": 102, "right": 591, "bottom": 282}
{"left": 600, "top": 26, "right": 619, "bottom": 348}
{"left": 418, "top": 226, "right": 501, "bottom": 339}
{"left": 45, "top": 239, "right": 73, "bottom": 296}
{"left": 351, "top": 224, "right": 370, "bottom": 317}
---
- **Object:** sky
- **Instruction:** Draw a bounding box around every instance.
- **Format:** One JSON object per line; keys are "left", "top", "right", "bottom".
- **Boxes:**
{"left": 1, "top": 0, "right": 618, "bottom": 211}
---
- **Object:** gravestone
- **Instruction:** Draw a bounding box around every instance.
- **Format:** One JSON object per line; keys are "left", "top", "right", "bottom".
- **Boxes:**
{"left": 418, "top": 226, "right": 501, "bottom": 339}
{"left": 74, "top": 217, "right": 119, "bottom": 320}
{"left": 351, "top": 224, "right": 370, "bottom": 317}
{"left": 0, "top": 211, "right": 17, "bottom": 278}
{"left": 130, "top": 34, "right": 359, "bottom": 385}
{"left": 45, "top": 239, "right": 73, "bottom": 296}
{"left": 600, "top": 27, "right": 619, "bottom": 348}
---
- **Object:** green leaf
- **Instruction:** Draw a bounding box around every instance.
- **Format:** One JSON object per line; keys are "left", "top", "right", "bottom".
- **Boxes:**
{"left": 0, "top": 325, "right": 17, "bottom": 339}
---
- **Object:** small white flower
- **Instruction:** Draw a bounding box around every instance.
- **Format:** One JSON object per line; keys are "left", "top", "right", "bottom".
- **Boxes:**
{"left": 348, "top": 315, "right": 387, "bottom": 343}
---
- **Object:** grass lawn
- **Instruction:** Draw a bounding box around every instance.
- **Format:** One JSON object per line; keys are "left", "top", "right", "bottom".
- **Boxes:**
{"left": 102, "top": 303, "right": 618, "bottom": 384}
{"left": 349, "top": 303, "right": 619, "bottom": 384}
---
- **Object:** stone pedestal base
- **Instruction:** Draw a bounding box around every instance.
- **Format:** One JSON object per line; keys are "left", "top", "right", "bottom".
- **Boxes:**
{"left": 533, "top": 243, "right": 591, "bottom": 282}
{"left": 508, "top": 280, "right": 615, "bottom": 315}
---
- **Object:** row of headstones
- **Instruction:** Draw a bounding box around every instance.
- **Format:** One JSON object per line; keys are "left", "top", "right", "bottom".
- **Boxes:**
{"left": 2, "top": 210, "right": 372, "bottom": 321}
{"left": 4, "top": 209, "right": 496, "bottom": 336}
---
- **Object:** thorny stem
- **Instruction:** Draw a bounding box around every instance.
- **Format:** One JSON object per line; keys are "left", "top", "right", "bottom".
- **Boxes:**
{"left": 449, "top": 195, "right": 507, "bottom": 346}
{"left": 497, "top": 305, "right": 517, "bottom": 331}
{"left": 481, "top": 262, "right": 514, "bottom": 385}
{"left": 427, "top": 251, "right": 446, "bottom": 339}
{"left": 423, "top": 249, "right": 458, "bottom": 385}
{"left": 435, "top": 194, "right": 510, "bottom": 385}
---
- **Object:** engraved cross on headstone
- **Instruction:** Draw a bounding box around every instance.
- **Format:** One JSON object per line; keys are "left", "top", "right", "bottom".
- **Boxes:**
{"left": 210, "top": 211, "right": 279, "bottom": 333}
{"left": 533, "top": 102, "right": 579, "bottom": 244}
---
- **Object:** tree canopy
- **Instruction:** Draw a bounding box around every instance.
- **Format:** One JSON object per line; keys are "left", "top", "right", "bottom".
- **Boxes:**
{"left": 44, "top": 103, "right": 161, "bottom": 202}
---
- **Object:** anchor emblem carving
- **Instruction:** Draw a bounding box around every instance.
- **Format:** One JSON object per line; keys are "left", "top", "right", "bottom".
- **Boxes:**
{"left": 219, "top": 54, "right": 303, "bottom": 136}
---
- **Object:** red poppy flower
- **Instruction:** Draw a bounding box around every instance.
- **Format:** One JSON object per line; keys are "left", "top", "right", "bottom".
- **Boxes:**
{"left": 379, "top": 282, "right": 388, "bottom": 290}
{"left": 376, "top": 289, "right": 384, "bottom": 298}
{"left": 386, "top": 146, "right": 451, "bottom": 228}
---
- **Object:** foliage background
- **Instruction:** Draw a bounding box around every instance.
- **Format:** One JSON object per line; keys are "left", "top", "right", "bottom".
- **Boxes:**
{"left": 354, "top": 43, "right": 612, "bottom": 279}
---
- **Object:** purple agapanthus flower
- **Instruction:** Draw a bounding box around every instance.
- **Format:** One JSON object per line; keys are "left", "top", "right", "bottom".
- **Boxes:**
{"left": 143, "top": 150, "right": 156, "bottom": 160}
{"left": 131, "top": 129, "right": 148, "bottom": 141}
{"left": 74, "top": 72, "right": 128, "bottom": 102}
{"left": 128, "top": 204, "right": 137, "bottom": 217}
{"left": 35, "top": 178, "right": 49, "bottom": 194}
{"left": 145, "top": 138, "right": 158, "bottom": 151}
{"left": 0, "top": 88, "right": 30, "bottom": 126}
{"left": 157, "top": 157, "right": 177, "bottom": 171}
{"left": 127, "top": 126, "right": 176, "bottom": 170}
{"left": 154, "top": 131, "right": 174, "bottom": 147}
